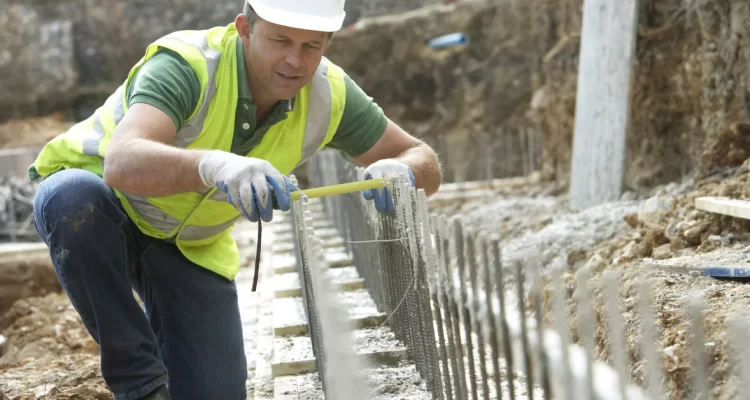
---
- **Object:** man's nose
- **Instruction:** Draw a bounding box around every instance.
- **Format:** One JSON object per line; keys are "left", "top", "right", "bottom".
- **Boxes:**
{"left": 284, "top": 49, "right": 304, "bottom": 69}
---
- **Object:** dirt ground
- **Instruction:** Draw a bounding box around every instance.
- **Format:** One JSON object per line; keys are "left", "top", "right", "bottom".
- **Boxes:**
{"left": 425, "top": 157, "right": 750, "bottom": 399}
{"left": 569, "top": 159, "right": 750, "bottom": 400}
{"left": 0, "top": 292, "right": 107, "bottom": 399}
{"left": 0, "top": 113, "right": 72, "bottom": 150}
{"left": 0, "top": 253, "right": 61, "bottom": 325}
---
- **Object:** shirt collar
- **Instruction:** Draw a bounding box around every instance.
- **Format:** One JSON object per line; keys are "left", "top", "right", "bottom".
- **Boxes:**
{"left": 235, "top": 37, "right": 296, "bottom": 112}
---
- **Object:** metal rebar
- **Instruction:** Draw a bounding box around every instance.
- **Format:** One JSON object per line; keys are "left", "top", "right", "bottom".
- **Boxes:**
{"left": 603, "top": 271, "right": 628, "bottom": 400}
{"left": 429, "top": 214, "right": 454, "bottom": 399}
{"left": 441, "top": 214, "right": 467, "bottom": 399}
{"left": 573, "top": 266, "right": 597, "bottom": 400}
{"left": 551, "top": 267, "right": 573, "bottom": 400}
{"left": 466, "top": 231, "right": 490, "bottom": 400}
{"left": 491, "top": 239, "right": 516, "bottom": 400}
{"left": 686, "top": 293, "right": 710, "bottom": 400}
{"left": 637, "top": 276, "right": 664, "bottom": 399}
{"left": 454, "top": 217, "right": 480, "bottom": 400}
{"left": 529, "top": 254, "right": 551, "bottom": 398}
{"left": 514, "top": 259, "right": 534, "bottom": 399}
{"left": 480, "top": 233, "right": 503, "bottom": 399}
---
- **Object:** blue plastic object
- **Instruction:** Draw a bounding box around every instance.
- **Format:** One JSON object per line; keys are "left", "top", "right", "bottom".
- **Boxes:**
{"left": 703, "top": 266, "right": 750, "bottom": 279}
{"left": 427, "top": 33, "right": 469, "bottom": 49}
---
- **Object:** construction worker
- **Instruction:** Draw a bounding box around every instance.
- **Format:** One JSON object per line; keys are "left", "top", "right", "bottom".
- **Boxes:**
{"left": 27, "top": 0, "right": 441, "bottom": 399}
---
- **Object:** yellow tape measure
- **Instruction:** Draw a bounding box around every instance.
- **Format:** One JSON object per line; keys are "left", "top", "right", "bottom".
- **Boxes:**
{"left": 290, "top": 177, "right": 392, "bottom": 201}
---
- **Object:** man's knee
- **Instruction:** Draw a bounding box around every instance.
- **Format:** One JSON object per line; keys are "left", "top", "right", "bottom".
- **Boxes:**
{"left": 33, "top": 169, "right": 124, "bottom": 239}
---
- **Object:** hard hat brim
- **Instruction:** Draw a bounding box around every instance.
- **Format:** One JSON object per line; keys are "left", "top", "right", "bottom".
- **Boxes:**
{"left": 247, "top": 0, "right": 346, "bottom": 33}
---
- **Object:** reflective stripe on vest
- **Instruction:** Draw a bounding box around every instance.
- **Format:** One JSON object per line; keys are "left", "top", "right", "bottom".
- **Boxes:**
{"left": 80, "top": 30, "right": 336, "bottom": 241}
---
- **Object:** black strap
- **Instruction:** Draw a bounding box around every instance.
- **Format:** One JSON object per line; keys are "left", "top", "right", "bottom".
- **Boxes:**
{"left": 251, "top": 219, "right": 262, "bottom": 292}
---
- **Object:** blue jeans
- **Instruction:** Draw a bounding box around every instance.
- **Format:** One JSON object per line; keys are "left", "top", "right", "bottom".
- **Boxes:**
{"left": 32, "top": 169, "right": 247, "bottom": 400}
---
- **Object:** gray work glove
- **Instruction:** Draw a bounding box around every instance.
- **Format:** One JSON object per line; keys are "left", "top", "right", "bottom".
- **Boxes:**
{"left": 198, "top": 150, "right": 298, "bottom": 222}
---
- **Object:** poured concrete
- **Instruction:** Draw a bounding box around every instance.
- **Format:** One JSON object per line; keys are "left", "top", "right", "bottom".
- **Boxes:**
{"left": 273, "top": 266, "right": 364, "bottom": 298}
{"left": 272, "top": 290, "right": 385, "bottom": 337}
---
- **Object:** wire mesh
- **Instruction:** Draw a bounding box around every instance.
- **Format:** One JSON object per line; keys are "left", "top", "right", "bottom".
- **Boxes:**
{"left": 289, "top": 191, "right": 371, "bottom": 399}
{"left": 296, "top": 148, "right": 740, "bottom": 400}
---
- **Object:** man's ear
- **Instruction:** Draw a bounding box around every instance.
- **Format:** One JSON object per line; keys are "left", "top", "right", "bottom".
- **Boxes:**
{"left": 235, "top": 14, "right": 251, "bottom": 40}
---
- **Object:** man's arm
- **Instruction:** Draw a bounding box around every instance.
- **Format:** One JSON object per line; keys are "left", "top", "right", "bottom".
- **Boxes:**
{"left": 103, "top": 103, "right": 209, "bottom": 196}
{"left": 102, "top": 48, "right": 209, "bottom": 197}
{"left": 351, "top": 118, "right": 442, "bottom": 197}
{"left": 324, "top": 73, "right": 442, "bottom": 196}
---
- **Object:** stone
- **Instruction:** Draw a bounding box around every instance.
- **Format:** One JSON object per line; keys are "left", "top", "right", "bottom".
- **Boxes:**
{"left": 582, "top": 252, "right": 606, "bottom": 273}
{"left": 637, "top": 193, "right": 675, "bottom": 225}
{"left": 651, "top": 243, "right": 672, "bottom": 260}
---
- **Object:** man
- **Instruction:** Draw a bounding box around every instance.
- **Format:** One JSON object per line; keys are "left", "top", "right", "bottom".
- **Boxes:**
{"left": 29, "top": 0, "right": 441, "bottom": 399}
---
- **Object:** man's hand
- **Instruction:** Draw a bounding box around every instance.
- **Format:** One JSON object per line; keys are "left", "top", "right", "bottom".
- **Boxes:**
{"left": 199, "top": 150, "right": 298, "bottom": 222}
{"left": 362, "top": 159, "right": 415, "bottom": 214}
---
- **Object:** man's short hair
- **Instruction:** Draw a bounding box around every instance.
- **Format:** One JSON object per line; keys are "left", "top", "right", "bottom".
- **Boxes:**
{"left": 243, "top": 2, "right": 335, "bottom": 40}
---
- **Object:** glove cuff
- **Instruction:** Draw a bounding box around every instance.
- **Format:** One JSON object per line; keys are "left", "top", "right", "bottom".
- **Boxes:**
{"left": 198, "top": 150, "right": 223, "bottom": 187}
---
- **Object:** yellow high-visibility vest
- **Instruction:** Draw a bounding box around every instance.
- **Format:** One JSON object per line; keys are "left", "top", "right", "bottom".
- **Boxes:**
{"left": 30, "top": 23, "right": 347, "bottom": 280}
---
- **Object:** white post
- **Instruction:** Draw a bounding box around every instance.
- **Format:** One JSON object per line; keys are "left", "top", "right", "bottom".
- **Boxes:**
{"left": 569, "top": 0, "right": 639, "bottom": 209}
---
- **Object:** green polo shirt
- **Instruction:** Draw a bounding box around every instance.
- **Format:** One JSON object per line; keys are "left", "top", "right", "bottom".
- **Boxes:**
{"left": 125, "top": 37, "right": 388, "bottom": 159}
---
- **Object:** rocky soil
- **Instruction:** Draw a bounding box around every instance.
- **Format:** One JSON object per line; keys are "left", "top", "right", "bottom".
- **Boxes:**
{"left": 0, "top": 114, "right": 73, "bottom": 151}
{"left": 0, "top": 252, "right": 60, "bottom": 325}
{"left": 563, "top": 159, "right": 750, "bottom": 400}
{"left": 426, "top": 157, "right": 750, "bottom": 399}
{"left": 0, "top": 292, "right": 108, "bottom": 400}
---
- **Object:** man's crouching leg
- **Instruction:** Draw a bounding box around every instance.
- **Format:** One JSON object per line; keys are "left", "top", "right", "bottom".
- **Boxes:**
{"left": 32, "top": 169, "right": 168, "bottom": 400}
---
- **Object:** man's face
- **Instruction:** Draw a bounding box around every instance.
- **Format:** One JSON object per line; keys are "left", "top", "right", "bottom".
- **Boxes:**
{"left": 238, "top": 15, "right": 329, "bottom": 101}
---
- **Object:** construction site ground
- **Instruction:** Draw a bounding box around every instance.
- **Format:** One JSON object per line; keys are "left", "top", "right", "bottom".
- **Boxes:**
{"left": 4, "top": 162, "right": 750, "bottom": 399}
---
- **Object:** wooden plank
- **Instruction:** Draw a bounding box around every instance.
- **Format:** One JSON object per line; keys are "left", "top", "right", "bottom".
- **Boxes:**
{"left": 695, "top": 196, "right": 750, "bottom": 220}
{"left": 569, "top": 0, "right": 639, "bottom": 209}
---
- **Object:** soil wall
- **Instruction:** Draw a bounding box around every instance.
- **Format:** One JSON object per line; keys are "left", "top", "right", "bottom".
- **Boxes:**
{"left": 532, "top": 0, "right": 750, "bottom": 189}
{"left": 2, "top": 0, "right": 749, "bottom": 188}
{"left": 325, "top": 0, "right": 537, "bottom": 182}
{"left": 0, "top": 0, "right": 441, "bottom": 123}
{"left": 327, "top": 0, "right": 750, "bottom": 187}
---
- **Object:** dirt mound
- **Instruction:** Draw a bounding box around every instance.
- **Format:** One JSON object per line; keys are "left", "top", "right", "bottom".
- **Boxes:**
{"left": 550, "top": 157, "right": 750, "bottom": 398}
{"left": 0, "top": 291, "right": 107, "bottom": 399}
{"left": 0, "top": 113, "right": 73, "bottom": 150}
{"left": 580, "top": 157, "right": 750, "bottom": 268}
{"left": 0, "top": 254, "right": 60, "bottom": 327}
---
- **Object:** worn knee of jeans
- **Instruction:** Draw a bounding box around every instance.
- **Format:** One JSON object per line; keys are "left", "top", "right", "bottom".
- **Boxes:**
{"left": 33, "top": 169, "right": 125, "bottom": 254}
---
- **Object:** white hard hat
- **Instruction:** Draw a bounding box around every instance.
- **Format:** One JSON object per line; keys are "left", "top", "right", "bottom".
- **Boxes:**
{"left": 246, "top": 0, "right": 346, "bottom": 32}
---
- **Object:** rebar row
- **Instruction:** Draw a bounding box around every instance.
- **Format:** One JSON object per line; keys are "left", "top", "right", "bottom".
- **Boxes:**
{"left": 296, "top": 149, "right": 748, "bottom": 400}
